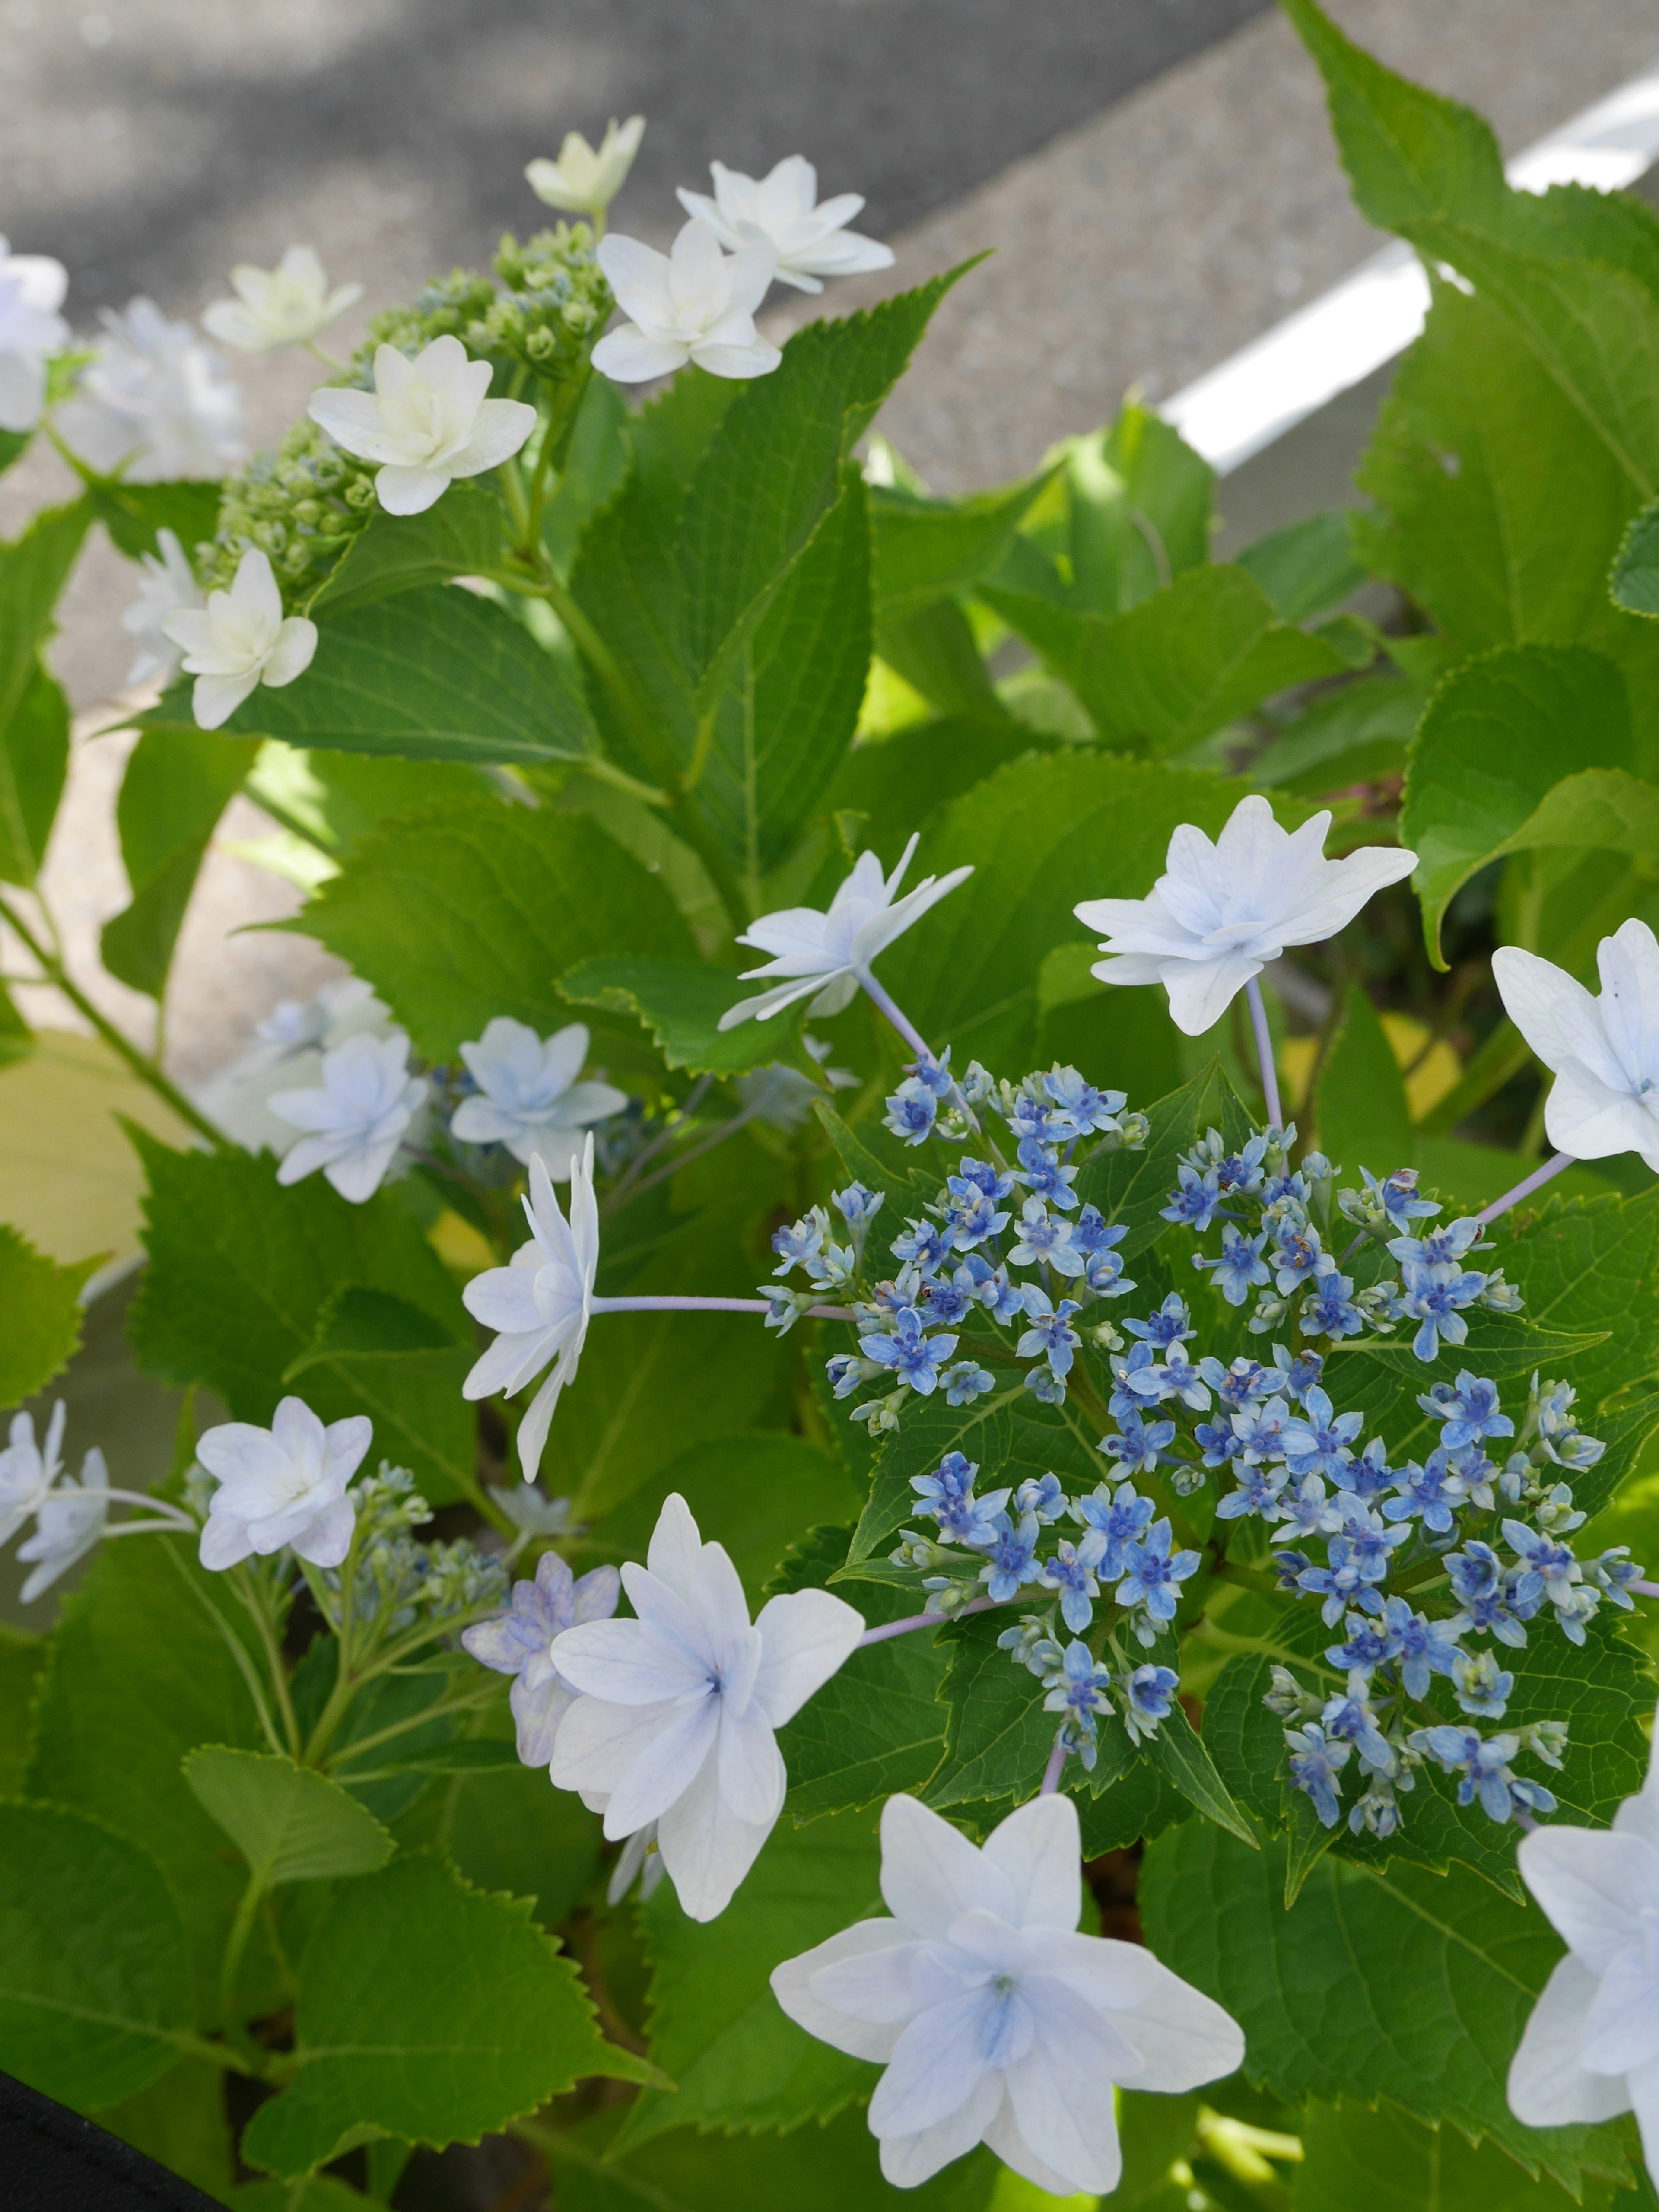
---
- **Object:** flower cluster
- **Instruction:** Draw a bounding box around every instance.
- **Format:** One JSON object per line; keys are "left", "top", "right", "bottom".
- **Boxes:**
{"left": 197, "top": 417, "right": 379, "bottom": 595}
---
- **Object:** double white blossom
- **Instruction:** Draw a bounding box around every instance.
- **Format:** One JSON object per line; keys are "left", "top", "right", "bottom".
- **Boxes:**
{"left": 198, "top": 978, "right": 392, "bottom": 1155}
{"left": 593, "top": 220, "right": 779, "bottom": 384}
{"left": 270, "top": 1030, "right": 426, "bottom": 1205}
{"left": 16, "top": 1450, "right": 109, "bottom": 1602}
{"left": 0, "top": 1403, "right": 64, "bottom": 1548}
{"left": 197, "top": 1397, "right": 370, "bottom": 1572}
{"left": 462, "top": 1135, "right": 600, "bottom": 1482}
{"left": 548, "top": 1492, "right": 864, "bottom": 1920}
{"left": 161, "top": 546, "right": 317, "bottom": 731}
{"left": 774, "top": 1792, "right": 1244, "bottom": 2193}
{"left": 451, "top": 1018, "right": 628, "bottom": 1174}
{"left": 1510, "top": 1704, "right": 1659, "bottom": 2161}
{"left": 1077, "top": 795, "right": 1417, "bottom": 1036}
{"left": 718, "top": 833, "right": 973, "bottom": 1029}
{"left": 677, "top": 157, "right": 894, "bottom": 294}
{"left": 1494, "top": 921, "right": 1659, "bottom": 1172}
{"left": 0, "top": 236, "right": 69, "bottom": 433}
{"left": 203, "top": 245, "right": 362, "bottom": 355}
{"left": 308, "top": 335, "right": 537, "bottom": 517}
{"left": 119, "top": 527, "right": 202, "bottom": 688}
{"left": 526, "top": 117, "right": 645, "bottom": 218}
{"left": 55, "top": 298, "right": 244, "bottom": 482}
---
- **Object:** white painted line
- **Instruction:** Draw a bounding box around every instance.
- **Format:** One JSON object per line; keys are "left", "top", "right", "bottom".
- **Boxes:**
{"left": 1163, "top": 59, "right": 1659, "bottom": 475}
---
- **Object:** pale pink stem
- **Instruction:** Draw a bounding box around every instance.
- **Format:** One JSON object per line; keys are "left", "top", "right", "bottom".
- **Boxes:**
{"left": 1243, "top": 976, "right": 1282, "bottom": 1131}
{"left": 589, "top": 1296, "right": 856, "bottom": 1319}
{"left": 1631, "top": 1580, "right": 1659, "bottom": 1600}
{"left": 856, "top": 1594, "right": 999, "bottom": 1647}
{"left": 1039, "top": 1736, "right": 1066, "bottom": 1795}
{"left": 1513, "top": 1806, "right": 1540, "bottom": 1834}
{"left": 858, "top": 970, "right": 933, "bottom": 1061}
{"left": 1474, "top": 1151, "right": 1576, "bottom": 1227}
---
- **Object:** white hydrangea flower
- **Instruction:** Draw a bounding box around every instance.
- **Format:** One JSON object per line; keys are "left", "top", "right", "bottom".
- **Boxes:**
{"left": 450, "top": 1017, "right": 628, "bottom": 1173}
{"left": 718, "top": 833, "right": 972, "bottom": 1029}
{"left": 0, "top": 1403, "right": 64, "bottom": 1548}
{"left": 461, "top": 1135, "right": 600, "bottom": 1482}
{"left": 16, "top": 1448, "right": 109, "bottom": 1602}
{"left": 196, "top": 1396, "right": 371, "bottom": 1571}
{"left": 269, "top": 1029, "right": 426, "bottom": 1205}
{"left": 549, "top": 1492, "right": 864, "bottom": 1921}
{"left": 1493, "top": 920, "right": 1659, "bottom": 1172}
{"left": 0, "top": 235, "right": 69, "bottom": 433}
{"left": 773, "top": 1792, "right": 1244, "bottom": 2193}
{"left": 307, "top": 335, "right": 537, "bottom": 517}
{"left": 203, "top": 245, "right": 362, "bottom": 355}
{"left": 197, "top": 978, "right": 392, "bottom": 1154}
{"left": 461, "top": 1548, "right": 620, "bottom": 1766}
{"left": 160, "top": 546, "right": 317, "bottom": 730}
{"left": 54, "top": 297, "right": 244, "bottom": 481}
{"left": 592, "top": 219, "right": 779, "bottom": 384}
{"left": 1076, "top": 795, "right": 1417, "bottom": 1036}
{"left": 526, "top": 116, "right": 645, "bottom": 217}
{"left": 118, "top": 526, "right": 202, "bottom": 688}
{"left": 677, "top": 156, "right": 894, "bottom": 294}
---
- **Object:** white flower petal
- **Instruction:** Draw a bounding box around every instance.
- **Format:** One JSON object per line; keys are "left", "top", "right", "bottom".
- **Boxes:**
{"left": 770, "top": 1920, "right": 915, "bottom": 2061}
{"left": 878, "top": 1794, "right": 1018, "bottom": 1938}
{"left": 1006, "top": 1984, "right": 1134, "bottom": 2193}
{"left": 876, "top": 2072, "right": 1003, "bottom": 2190}
{"left": 551, "top": 1693, "right": 678, "bottom": 1802}
{"left": 1509, "top": 1954, "right": 1630, "bottom": 2125}
{"left": 750, "top": 1587, "right": 866, "bottom": 1728}
{"left": 1519, "top": 1827, "right": 1659, "bottom": 1974}
{"left": 980, "top": 1793, "right": 1081, "bottom": 1932}
{"left": 551, "top": 1617, "right": 709, "bottom": 1706}
{"left": 655, "top": 1734, "right": 776, "bottom": 1920}
{"left": 715, "top": 1700, "right": 784, "bottom": 1827}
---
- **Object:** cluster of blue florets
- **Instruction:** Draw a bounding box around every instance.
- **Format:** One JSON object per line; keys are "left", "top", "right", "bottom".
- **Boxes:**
{"left": 1167, "top": 1138, "right": 1523, "bottom": 1360}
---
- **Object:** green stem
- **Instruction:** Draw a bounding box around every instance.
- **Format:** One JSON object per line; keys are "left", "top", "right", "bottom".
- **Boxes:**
{"left": 496, "top": 458, "right": 531, "bottom": 542}
{"left": 230, "top": 1565, "right": 302, "bottom": 1759}
{"left": 0, "top": 889, "right": 229, "bottom": 1149}
{"left": 161, "top": 1546, "right": 287, "bottom": 1757}
{"left": 324, "top": 1688, "right": 500, "bottom": 1771}
{"left": 219, "top": 1869, "right": 267, "bottom": 2028}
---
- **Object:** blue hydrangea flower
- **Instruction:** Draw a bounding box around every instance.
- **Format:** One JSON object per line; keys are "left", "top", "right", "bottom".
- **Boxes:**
{"left": 1278, "top": 1473, "right": 1341, "bottom": 1545}
{"left": 1161, "top": 1163, "right": 1223, "bottom": 1231}
{"left": 858, "top": 1308, "right": 958, "bottom": 1395}
{"left": 867, "top": 1265, "right": 924, "bottom": 1316}
{"left": 1388, "top": 1215, "right": 1486, "bottom": 1269}
{"left": 1452, "top": 1648, "right": 1513, "bottom": 1719}
{"left": 891, "top": 1217, "right": 951, "bottom": 1276}
{"left": 947, "top": 1191, "right": 1010, "bottom": 1249}
{"left": 1332, "top": 1437, "right": 1392, "bottom": 1506}
{"left": 1325, "top": 1608, "right": 1403, "bottom": 1677}
{"left": 912, "top": 1452, "right": 977, "bottom": 1510}
{"left": 1273, "top": 1548, "right": 1312, "bottom": 1592}
{"left": 1362, "top": 1166, "right": 1440, "bottom": 1230}
{"left": 1014, "top": 1135, "right": 1079, "bottom": 1209}
{"left": 1071, "top": 1478, "right": 1156, "bottom": 1576}
{"left": 1281, "top": 1388, "right": 1363, "bottom": 1484}
{"left": 1272, "top": 1225, "right": 1325, "bottom": 1297}
{"left": 1038, "top": 1535, "right": 1108, "bottom": 1631}
{"left": 1216, "top": 1463, "right": 1288, "bottom": 1521}
{"left": 1266, "top": 1344, "right": 1324, "bottom": 1407}
{"left": 1116, "top": 1518, "right": 1201, "bottom": 1624}
{"left": 1100, "top": 1409, "right": 1177, "bottom": 1477}
{"left": 1126, "top": 1293, "right": 1196, "bottom": 1349}
{"left": 1388, "top": 1598, "right": 1462, "bottom": 1698}
{"left": 919, "top": 1277, "right": 973, "bottom": 1328}
{"left": 1214, "top": 1133, "right": 1271, "bottom": 1194}
{"left": 1017, "top": 1289, "right": 1084, "bottom": 1378}
{"left": 1320, "top": 1689, "right": 1393, "bottom": 1771}
{"left": 998, "top": 1615, "right": 1064, "bottom": 1676}
{"left": 975, "top": 1264, "right": 1027, "bottom": 1325}
{"left": 952, "top": 1156, "right": 1017, "bottom": 1202}
{"left": 1231, "top": 1394, "right": 1293, "bottom": 1464}
{"left": 1297, "top": 1533, "right": 1386, "bottom": 1626}
{"left": 1195, "top": 1226, "right": 1272, "bottom": 1307}
{"left": 1200, "top": 1356, "right": 1269, "bottom": 1411}
{"left": 882, "top": 1076, "right": 938, "bottom": 1144}
{"left": 1503, "top": 1519, "right": 1580, "bottom": 1598}
{"left": 1016, "top": 1472, "right": 1066, "bottom": 1523}
{"left": 825, "top": 1352, "right": 874, "bottom": 1399}
{"left": 1382, "top": 1445, "right": 1465, "bottom": 1533}
{"left": 832, "top": 1182, "right": 884, "bottom": 1230}
{"left": 1335, "top": 1504, "right": 1412, "bottom": 1584}
{"left": 1024, "top": 1367, "right": 1068, "bottom": 1406}
{"left": 1108, "top": 1340, "right": 1171, "bottom": 1419}
{"left": 1286, "top": 1722, "right": 1350, "bottom": 1826}
{"left": 1043, "top": 1064, "right": 1127, "bottom": 1135}
{"left": 1007, "top": 1199, "right": 1081, "bottom": 1273}
{"left": 1300, "top": 1266, "right": 1365, "bottom": 1340}
{"left": 1410, "top": 1725, "right": 1557, "bottom": 1824}
{"left": 1418, "top": 1371, "right": 1513, "bottom": 1450}
{"left": 1398, "top": 1259, "right": 1488, "bottom": 1362}
{"left": 940, "top": 1360, "right": 995, "bottom": 1407}
{"left": 1042, "top": 1638, "right": 1113, "bottom": 1732}
{"left": 1125, "top": 1663, "right": 1179, "bottom": 1732}
{"left": 1154, "top": 1344, "right": 1212, "bottom": 1413}
{"left": 977, "top": 1511, "right": 1043, "bottom": 1600}
{"left": 1071, "top": 1205, "right": 1127, "bottom": 1258}
{"left": 1085, "top": 1248, "right": 1134, "bottom": 1297}
{"left": 907, "top": 1051, "right": 956, "bottom": 1101}
{"left": 1586, "top": 1548, "right": 1644, "bottom": 1608}
{"left": 1195, "top": 1414, "right": 1243, "bottom": 1470}
{"left": 772, "top": 1212, "right": 825, "bottom": 1274}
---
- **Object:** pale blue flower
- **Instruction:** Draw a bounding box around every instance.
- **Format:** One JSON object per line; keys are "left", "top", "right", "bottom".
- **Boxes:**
{"left": 941, "top": 1360, "right": 996, "bottom": 1407}
{"left": 1281, "top": 1388, "right": 1362, "bottom": 1484}
{"left": 1286, "top": 1722, "right": 1349, "bottom": 1826}
{"left": 1161, "top": 1163, "right": 1223, "bottom": 1231}
{"left": 1039, "top": 1537, "right": 1106, "bottom": 1632}
{"left": 1042, "top": 1638, "right": 1113, "bottom": 1732}
{"left": 1071, "top": 1479, "right": 1156, "bottom": 1576}
{"left": 1452, "top": 1648, "right": 1513, "bottom": 1719}
{"left": 1398, "top": 1258, "right": 1488, "bottom": 1362}
{"left": 859, "top": 1308, "right": 958, "bottom": 1394}
{"left": 977, "top": 1511, "right": 1043, "bottom": 1600}
{"left": 1017, "top": 1289, "right": 1084, "bottom": 1377}
{"left": 1198, "top": 1226, "right": 1272, "bottom": 1306}
{"left": 1116, "top": 1519, "right": 1201, "bottom": 1624}
{"left": 1100, "top": 1410, "right": 1177, "bottom": 1476}
{"left": 1300, "top": 1266, "right": 1364, "bottom": 1340}
{"left": 1418, "top": 1371, "right": 1512, "bottom": 1451}
{"left": 1008, "top": 1199, "right": 1084, "bottom": 1274}
{"left": 1016, "top": 1472, "right": 1066, "bottom": 1523}
{"left": 1217, "top": 1464, "right": 1287, "bottom": 1522}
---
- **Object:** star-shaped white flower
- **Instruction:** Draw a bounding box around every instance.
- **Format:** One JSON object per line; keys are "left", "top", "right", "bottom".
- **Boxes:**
{"left": 450, "top": 1017, "right": 628, "bottom": 1173}
{"left": 462, "top": 1548, "right": 620, "bottom": 1766}
{"left": 16, "top": 1448, "right": 109, "bottom": 1603}
{"left": 119, "top": 526, "right": 203, "bottom": 688}
{"left": 161, "top": 546, "right": 317, "bottom": 731}
{"left": 0, "top": 1403, "right": 64, "bottom": 1548}
{"left": 677, "top": 156, "right": 894, "bottom": 295}
{"left": 55, "top": 297, "right": 245, "bottom": 482}
{"left": 718, "top": 833, "right": 973, "bottom": 1030}
{"left": 526, "top": 116, "right": 645, "bottom": 217}
{"left": 308, "top": 335, "right": 537, "bottom": 517}
{"left": 269, "top": 1029, "right": 426, "bottom": 1205}
{"left": 1510, "top": 1706, "right": 1659, "bottom": 2160}
{"left": 1076, "top": 795, "right": 1417, "bottom": 1036}
{"left": 547, "top": 1492, "right": 864, "bottom": 1921}
{"left": 203, "top": 245, "right": 362, "bottom": 355}
{"left": 773, "top": 1792, "right": 1243, "bottom": 2193}
{"left": 0, "top": 235, "right": 69, "bottom": 433}
{"left": 462, "top": 1135, "right": 601, "bottom": 1482}
{"left": 592, "top": 219, "right": 780, "bottom": 384}
{"left": 1493, "top": 921, "right": 1659, "bottom": 1171}
{"left": 196, "top": 1396, "right": 371, "bottom": 1572}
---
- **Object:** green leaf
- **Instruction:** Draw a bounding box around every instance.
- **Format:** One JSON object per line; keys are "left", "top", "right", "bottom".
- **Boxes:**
{"left": 1235, "top": 511, "right": 1369, "bottom": 623}
{"left": 846, "top": 1388, "right": 1021, "bottom": 1565}
{"left": 0, "top": 1802, "right": 193, "bottom": 2110}
{"left": 0, "top": 1222, "right": 95, "bottom": 1408}
{"left": 874, "top": 597, "right": 1005, "bottom": 719}
{"left": 823, "top": 714, "right": 1040, "bottom": 860}
{"left": 308, "top": 483, "right": 505, "bottom": 617}
{"left": 870, "top": 466, "right": 1056, "bottom": 615}
{"left": 980, "top": 564, "right": 1357, "bottom": 753}
{"left": 89, "top": 479, "right": 221, "bottom": 565}
{"left": 879, "top": 753, "right": 1298, "bottom": 1073}
{"left": 1292, "top": 2098, "right": 1624, "bottom": 2212}
{"left": 183, "top": 1745, "right": 395, "bottom": 1885}
{"left": 429, "top": 1750, "right": 601, "bottom": 1931}
{"left": 1139, "top": 1819, "right": 1628, "bottom": 2192}
{"left": 681, "top": 268, "right": 976, "bottom": 694}
{"left": 245, "top": 741, "right": 497, "bottom": 859}
{"left": 558, "top": 954, "right": 816, "bottom": 1077}
{"left": 612, "top": 1810, "right": 883, "bottom": 2153}
{"left": 1063, "top": 404, "right": 1214, "bottom": 617}
{"left": 296, "top": 794, "right": 694, "bottom": 1061}
{"left": 1401, "top": 645, "right": 1634, "bottom": 963}
{"left": 0, "top": 661, "right": 69, "bottom": 888}
{"left": 95, "top": 2057, "right": 237, "bottom": 2204}
{"left": 1315, "top": 983, "right": 1415, "bottom": 1171}
{"left": 541, "top": 373, "right": 631, "bottom": 581}
{"left": 100, "top": 727, "right": 260, "bottom": 997}
{"left": 0, "top": 497, "right": 91, "bottom": 734}
{"left": 1142, "top": 1700, "right": 1257, "bottom": 1847}
{"left": 128, "top": 1133, "right": 467, "bottom": 1422}
{"left": 241, "top": 1852, "right": 652, "bottom": 2177}
{"left": 1076, "top": 1060, "right": 1257, "bottom": 1262}
{"left": 1611, "top": 494, "right": 1659, "bottom": 619}
{"left": 1249, "top": 674, "right": 1421, "bottom": 798}
{"left": 780, "top": 1625, "right": 949, "bottom": 1821}
{"left": 925, "top": 1611, "right": 1053, "bottom": 1809}
{"left": 282, "top": 1285, "right": 476, "bottom": 1507}
{"left": 149, "top": 585, "right": 598, "bottom": 766}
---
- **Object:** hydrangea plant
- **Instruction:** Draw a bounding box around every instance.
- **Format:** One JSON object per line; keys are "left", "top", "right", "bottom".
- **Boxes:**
{"left": 9, "top": 4, "right": 1659, "bottom": 2204}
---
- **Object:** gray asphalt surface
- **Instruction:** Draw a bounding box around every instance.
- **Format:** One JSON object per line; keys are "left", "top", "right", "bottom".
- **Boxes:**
{"left": 10, "top": 0, "right": 1268, "bottom": 311}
